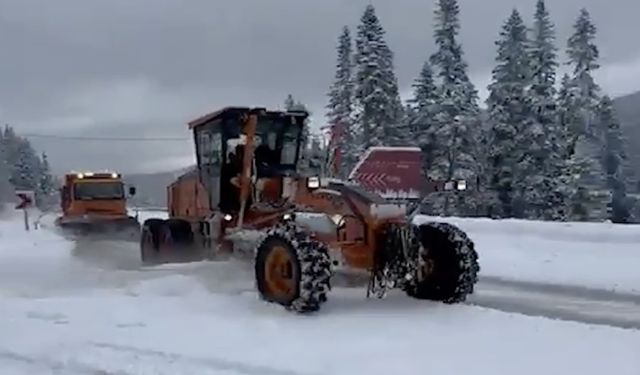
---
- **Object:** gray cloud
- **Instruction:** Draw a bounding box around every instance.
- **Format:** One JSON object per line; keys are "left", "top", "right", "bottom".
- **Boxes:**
{"left": 1, "top": 0, "right": 638, "bottom": 174}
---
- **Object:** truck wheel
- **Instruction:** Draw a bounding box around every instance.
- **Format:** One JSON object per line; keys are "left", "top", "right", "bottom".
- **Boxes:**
{"left": 165, "top": 219, "right": 194, "bottom": 245}
{"left": 140, "top": 218, "right": 167, "bottom": 265}
{"left": 165, "top": 218, "right": 197, "bottom": 262}
{"left": 405, "top": 222, "right": 480, "bottom": 303}
{"left": 254, "top": 221, "right": 332, "bottom": 313}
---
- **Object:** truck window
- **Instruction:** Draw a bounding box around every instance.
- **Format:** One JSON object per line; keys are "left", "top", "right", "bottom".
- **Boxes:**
{"left": 281, "top": 125, "right": 301, "bottom": 165}
{"left": 197, "top": 128, "right": 222, "bottom": 166}
{"left": 73, "top": 182, "right": 124, "bottom": 200}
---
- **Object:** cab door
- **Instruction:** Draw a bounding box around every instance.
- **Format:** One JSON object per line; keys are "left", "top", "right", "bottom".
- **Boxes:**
{"left": 194, "top": 124, "right": 223, "bottom": 213}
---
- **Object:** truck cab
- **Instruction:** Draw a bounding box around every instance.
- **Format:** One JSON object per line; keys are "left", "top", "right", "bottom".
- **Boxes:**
{"left": 59, "top": 172, "right": 136, "bottom": 220}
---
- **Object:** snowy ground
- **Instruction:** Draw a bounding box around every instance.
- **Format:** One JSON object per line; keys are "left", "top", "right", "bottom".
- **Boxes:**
{"left": 0, "top": 208, "right": 639, "bottom": 374}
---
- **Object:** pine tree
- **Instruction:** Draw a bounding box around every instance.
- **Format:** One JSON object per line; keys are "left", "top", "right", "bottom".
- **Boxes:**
{"left": 326, "top": 26, "right": 357, "bottom": 179}
{"left": 566, "top": 8, "right": 601, "bottom": 138}
{"left": 428, "top": 0, "right": 480, "bottom": 181}
{"left": 526, "top": 0, "right": 568, "bottom": 220}
{"left": 598, "top": 96, "right": 630, "bottom": 223}
{"left": 408, "top": 61, "right": 439, "bottom": 171}
{"left": 36, "top": 152, "right": 56, "bottom": 210}
{"left": 353, "top": 4, "right": 403, "bottom": 149}
{"left": 11, "top": 139, "right": 40, "bottom": 191}
{"left": 565, "top": 8, "right": 608, "bottom": 221}
{"left": 419, "top": 0, "right": 482, "bottom": 216}
{"left": 485, "top": 9, "right": 532, "bottom": 218}
{"left": 0, "top": 131, "right": 12, "bottom": 204}
{"left": 557, "top": 74, "right": 578, "bottom": 157}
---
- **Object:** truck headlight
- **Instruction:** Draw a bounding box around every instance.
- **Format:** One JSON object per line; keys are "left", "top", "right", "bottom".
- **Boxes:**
{"left": 307, "top": 177, "right": 320, "bottom": 189}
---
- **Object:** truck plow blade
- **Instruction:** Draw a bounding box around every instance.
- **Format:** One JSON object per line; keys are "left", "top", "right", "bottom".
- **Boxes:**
{"left": 55, "top": 216, "right": 141, "bottom": 242}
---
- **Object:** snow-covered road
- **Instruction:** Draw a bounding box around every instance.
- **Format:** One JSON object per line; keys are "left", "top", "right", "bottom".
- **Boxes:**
{"left": 1, "top": 208, "right": 639, "bottom": 374}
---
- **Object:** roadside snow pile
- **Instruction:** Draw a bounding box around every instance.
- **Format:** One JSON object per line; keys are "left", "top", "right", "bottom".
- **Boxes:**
{"left": 414, "top": 215, "right": 640, "bottom": 294}
{"left": 0, "top": 209, "right": 80, "bottom": 297}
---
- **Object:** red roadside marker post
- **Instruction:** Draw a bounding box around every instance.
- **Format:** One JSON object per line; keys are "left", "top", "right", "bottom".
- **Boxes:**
{"left": 15, "top": 190, "right": 34, "bottom": 231}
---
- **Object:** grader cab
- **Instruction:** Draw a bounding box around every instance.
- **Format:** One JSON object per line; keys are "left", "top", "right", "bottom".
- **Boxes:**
{"left": 140, "top": 106, "right": 479, "bottom": 313}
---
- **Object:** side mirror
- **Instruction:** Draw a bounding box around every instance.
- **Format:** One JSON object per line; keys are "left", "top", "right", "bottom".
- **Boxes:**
{"left": 128, "top": 186, "right": 136, "bottom": 196}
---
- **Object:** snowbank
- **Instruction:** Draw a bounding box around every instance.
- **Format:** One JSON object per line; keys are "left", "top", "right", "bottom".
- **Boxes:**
{"left": 415, "top": 215, "right": 640, "bottom": 294}
{"left": 0, "top": 208, "right": 80, "bottom": 297}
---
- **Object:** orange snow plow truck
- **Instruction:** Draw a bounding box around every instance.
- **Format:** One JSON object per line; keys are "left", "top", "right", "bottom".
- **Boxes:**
{"left": 139, "top": 106, "right": 480, "bottom": 314}
{"left": 55, "top": 171, "right": 140, "bottom": 240}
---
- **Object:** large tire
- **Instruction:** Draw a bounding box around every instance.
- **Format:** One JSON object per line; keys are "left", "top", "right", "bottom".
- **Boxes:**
{"left": 254, "top": 221, "right": 332, "bottom": 313}
{"left": 140, "top": 218, "right": 167, "bottom": 265}
{"left": 405, "top": 222, "right": 479, "bottom": 303}
{"left": 165, "top": 219, "right": 194, "bottom": 246}
{"left": 140, "top": 218, "right": 196, "bottom": 265}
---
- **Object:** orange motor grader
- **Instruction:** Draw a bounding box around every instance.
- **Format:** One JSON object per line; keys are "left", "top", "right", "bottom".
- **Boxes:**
{"left": 140, "top": 106, "right": 479, "bottom": 313}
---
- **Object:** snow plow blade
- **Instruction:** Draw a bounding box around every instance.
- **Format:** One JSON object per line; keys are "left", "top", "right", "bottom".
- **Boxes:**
{"left": 55, "top": 216, "right": 141, "bottom": 242}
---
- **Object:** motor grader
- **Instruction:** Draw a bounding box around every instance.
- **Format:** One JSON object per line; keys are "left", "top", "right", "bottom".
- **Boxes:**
{"left": 140, "top": 106, "right": 479, "bottom": 313}
{"left": 55, "top": 171, "right": 140, "bottom": 241}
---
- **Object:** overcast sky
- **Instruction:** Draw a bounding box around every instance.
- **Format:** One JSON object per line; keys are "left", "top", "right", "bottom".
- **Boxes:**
{"left": 1, "top": 0, "right": 638, "bottom": 175}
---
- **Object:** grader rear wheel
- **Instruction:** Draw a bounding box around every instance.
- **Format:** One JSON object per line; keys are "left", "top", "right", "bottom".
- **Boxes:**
{"left": 140, "top": 218, "right": 196, "bottom": 265}
{"left": 255, "top": 222, "right": 332, "bottom": 313}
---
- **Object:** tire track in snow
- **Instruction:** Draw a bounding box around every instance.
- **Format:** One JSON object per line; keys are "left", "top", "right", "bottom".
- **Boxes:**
{"left": 470, "top": 277, "right": 640, "bottom": 330}
{"left": 479, "top": 276, "right": 640, "bottom": 304}
{"left": 0, "top": 350, "right": 131, "bottom": 374}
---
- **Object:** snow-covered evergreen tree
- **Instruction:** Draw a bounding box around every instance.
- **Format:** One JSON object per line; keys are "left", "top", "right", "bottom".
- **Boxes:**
{"left": 566, "top": 8, "right": 601, "bottom": 138}
{"left": 486, "top": 9, "right": 533, "bottom": 218}
{"left": 428, "top": 0, "right": 480, "bottom": 181}
{"left": 557, "top": 74, "right": 578, "bottom": 157}
{"left": 11, "top": 138, "right": 40, "bottom": 191}
{"left": 36, "top": 152, "right": 56, "bottom": 210}
{"left": 598, "top": 96, "right": 630, "bottom": 223}
{"left": 0, "top": 131, "right": 12, "bottom": 204}
{"left": 408, "top": 61, "right": 439, "bottom": 171}
{"left": 326, "top": 26, "right": 357, "bottom": 179}
{"left": 569, "top": 134, "right": 609, "bottom": 221}
{"left": 565, "top": 8, "right": 608, "bottom": 221}
{"left": 353, "top": 4, "right": 403, "bottom": 149}
{"left": 420, "top": 0, "right": 482, "bottom": 216}
{"left": 526, "top": 0, "right": 569, "bottom": 220}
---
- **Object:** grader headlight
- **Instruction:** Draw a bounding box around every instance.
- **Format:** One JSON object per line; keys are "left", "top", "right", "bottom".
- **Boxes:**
{"left": 307, "top": 176, "right": 320, "bottom": 189}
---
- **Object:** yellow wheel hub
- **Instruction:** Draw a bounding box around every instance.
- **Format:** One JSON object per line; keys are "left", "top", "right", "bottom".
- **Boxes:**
{"left": 264, "top": 245, "right": 297, "bottom": 300}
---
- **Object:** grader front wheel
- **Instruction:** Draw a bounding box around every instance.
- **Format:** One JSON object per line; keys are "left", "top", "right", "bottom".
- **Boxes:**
{"left": 405, "top": 222, "right": 480, "bottom": 303}
{"left": 255, "top": 222, "right": 332, "bottom": 313}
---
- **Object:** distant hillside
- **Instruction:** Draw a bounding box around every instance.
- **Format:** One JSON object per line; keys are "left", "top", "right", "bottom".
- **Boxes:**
{"left": 613, "top": 91, "right": 640, "bottom": 193}
{"left": 124, "top": 166, "right": 193, "bottom": 208}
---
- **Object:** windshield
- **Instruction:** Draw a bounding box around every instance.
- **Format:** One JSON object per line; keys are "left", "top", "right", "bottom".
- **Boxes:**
{"left": 73, "top": 182, "right": 124, "bottom": 200}
{"left": 281, "top": 124, "right": 300, "bottom": 165}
